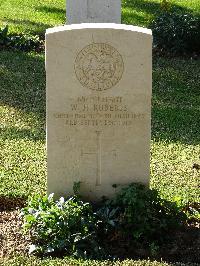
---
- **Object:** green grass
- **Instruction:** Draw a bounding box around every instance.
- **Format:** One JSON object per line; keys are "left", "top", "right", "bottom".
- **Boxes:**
{"left": 0, "top": 51, "right": 46, "bottom": 197}
{"left": 0, "top": 0, "right": 200, "bottom": 265}
{"left": 1, "top": 255, "right": 199, "bottom": 266}
{"left": 0, "top": 0, "right": 200, "bottom": 35}
{"left": 151, "top": 57, "right": 200, "bottom": 204}
{"left": 0, "top": 256, "right": 188, "bottom": 266}
{"left": 122, "top": 0, "right": 200, "bottom": 26}
{"left": 0, "top": 0, "right": 65, "bottom": 35}
{"left": 0, "top": 52, "right": 199, "bottom": 203}
{"left": 1, "top": 54, "right": 199, "bottom": 266}
{"left": 1, "top": 55, "right": 199, "bottom": 266}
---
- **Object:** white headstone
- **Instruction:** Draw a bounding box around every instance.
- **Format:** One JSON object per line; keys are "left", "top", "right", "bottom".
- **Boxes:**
{"left": 46, "top": 24, "right": 152, "bottom": 201}
{"left": 66, "top": 0, "right": 121, "bottom": 24}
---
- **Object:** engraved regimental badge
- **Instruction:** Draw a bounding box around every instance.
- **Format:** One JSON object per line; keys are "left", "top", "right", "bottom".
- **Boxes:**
{"left": 74, "top": 43, "right": 124, "bottom": 91}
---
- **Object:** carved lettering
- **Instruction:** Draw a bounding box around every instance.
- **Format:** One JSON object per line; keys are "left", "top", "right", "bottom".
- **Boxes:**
{"left": 54, "top": 95, "right": 146, "bottom": 127}
{"left": 71, "top": 104, "right": 78, "bottom": 111}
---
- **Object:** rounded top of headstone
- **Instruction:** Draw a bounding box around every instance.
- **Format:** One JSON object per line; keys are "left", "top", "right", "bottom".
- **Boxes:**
{"left": 46, "top": 24, "right": 152, "bottom": 36}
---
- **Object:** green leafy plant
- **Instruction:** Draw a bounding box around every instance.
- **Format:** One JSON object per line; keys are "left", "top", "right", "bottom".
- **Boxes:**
{"left": 150, "top": 12, "right": 200, "bottom": 55}
{"left": 21, "top": 194, "right": 104, "bottom": 258}
{"left": 99, "top": 183, "right": 187, "bottom": 248}
{"left": 0, "top": 25, "right": 9, "bottom": 45}
{"left": 10, "top": 34, "right": 42, "bottom": 51}
{"left": 96, "top": 206, "right": 119, "bottom": 234}
{"left": 0, "top": 25, "right": 43, "bottom": 52}
{"left": 21, "top": 184, "right": 188, "bottom": 258}
{"left": 73, "top": 181, "right": 81, "bottom": 196}
{"left": 160, "top": 0, "right": 172, "bottom": 12}
{"left": 183, "top": 202, "right": 200, "bottom": 221}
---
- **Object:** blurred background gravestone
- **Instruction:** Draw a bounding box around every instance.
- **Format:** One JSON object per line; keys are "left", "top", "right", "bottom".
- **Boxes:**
{"left": 66, "top": 0, "right": 121, "bottom": 24}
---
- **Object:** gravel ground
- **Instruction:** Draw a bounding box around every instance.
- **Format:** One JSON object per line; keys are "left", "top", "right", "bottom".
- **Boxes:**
{"left": 0, "top": 209, "right": 30, "bottom": 258}
{"left": 0, "top": 197, "right": 30, "bottom": 258}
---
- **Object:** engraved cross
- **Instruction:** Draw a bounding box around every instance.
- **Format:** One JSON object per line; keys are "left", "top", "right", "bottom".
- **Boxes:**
{"left": 81, "top": 131, "right": 102, "bottom": 186}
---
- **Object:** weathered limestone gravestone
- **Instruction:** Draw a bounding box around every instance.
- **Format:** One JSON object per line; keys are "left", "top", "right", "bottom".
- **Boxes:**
{"left": 46, "top": 24, "right": 152, "bottom": 200}
{"left": 66, "top": 0, "right": 121, "bottom": 24}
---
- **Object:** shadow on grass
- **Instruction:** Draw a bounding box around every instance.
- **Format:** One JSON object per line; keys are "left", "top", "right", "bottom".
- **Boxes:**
{"left": 122, "top": 8, "right": 149, "bottom": 25}
{"left": 123, "top": 0, "right": 194, "bottom": 15}
{"left": 2, "top": 18, "right": 52, "bottom": 36}
{"left": 0, "top": 50, "right": 45, "bottom": 139}
{"left": 152, "top": 106, "right": 200, "bottom": 145}
{"left": 0, "top": 51, "right": 45, "bottom": 112}
{"left": 0, "top": 51, "right": 200, "bottom": 145}
{"left": 152, "top": 57, "right": 200, "bottom": 145}
{"left": 0, "top": 127, "right": 45, "bottom": 141}
{"left": 122, "top": 0, "right": 196, "bottom": 26}
{"left": 35, "top": 5, "right": 65, "bottom": 21}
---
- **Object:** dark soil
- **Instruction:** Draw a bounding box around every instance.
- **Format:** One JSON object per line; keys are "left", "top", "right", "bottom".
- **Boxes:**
{"left": 107, "top": 222, "right": 200, "bottom": 264}
{"left": 0, "top": 197, "right": 199, "bottom": 264}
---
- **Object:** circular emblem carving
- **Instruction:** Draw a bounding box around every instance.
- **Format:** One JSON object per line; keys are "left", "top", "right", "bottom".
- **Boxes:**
{"left": 74, "top": 43, "right": 124, "bottom": 91}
